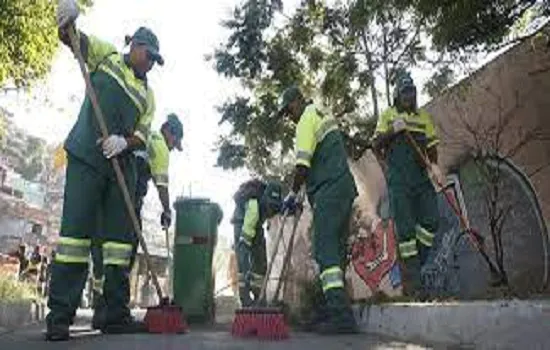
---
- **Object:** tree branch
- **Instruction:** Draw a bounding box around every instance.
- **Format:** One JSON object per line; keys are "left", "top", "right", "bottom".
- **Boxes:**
{"left": 390, "top": 21, "right": 423, "bottom": 68}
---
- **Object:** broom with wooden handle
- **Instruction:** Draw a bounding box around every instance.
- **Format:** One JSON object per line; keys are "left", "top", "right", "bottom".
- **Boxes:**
{"left": 403, "top": 130, "right": 505, "bottom": 285}
{"left": 66, "top": 25, "right": 187, "bottom": 333}
{"left": 231, "top": 191, "right": 304, "bottom": 339}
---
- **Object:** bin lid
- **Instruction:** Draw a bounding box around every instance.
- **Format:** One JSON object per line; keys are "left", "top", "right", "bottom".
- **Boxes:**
{"left": 173, "top": 197, "right": 223, "bottom": 225}
{"left": 173, "top": 197, "right": 210, "bottom": 209}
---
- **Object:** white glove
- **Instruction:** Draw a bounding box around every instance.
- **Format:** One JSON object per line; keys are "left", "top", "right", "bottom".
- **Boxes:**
{"left": 430, "top": 164, "right": 445, "bottom": 191}
{"left": 57, "top": 0, "right": 80, "bottom": 28}
{"left": 100, "top": 135, "right": 128, "bottom": 159}
{"left": 392, "top": 118, "right": 406, "bottom": 133}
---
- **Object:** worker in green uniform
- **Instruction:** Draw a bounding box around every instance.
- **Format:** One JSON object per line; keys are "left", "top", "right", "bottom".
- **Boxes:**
{"left": 47, "top": 0, "right": 163, "bottom": 341}
{"left": 277, "top": 86, "right": 358, "bottom": 334}
{"left": 371, "top": 72, "right": 443, "bottom": 298}
{"left": 134, "top": 113, "right": 183, "bottom": 231}
{"left": 231, "top": 179, "right": 282, "bottom": 307}
{"left": 131, "top": 113, "right": 183, "bottom": 281}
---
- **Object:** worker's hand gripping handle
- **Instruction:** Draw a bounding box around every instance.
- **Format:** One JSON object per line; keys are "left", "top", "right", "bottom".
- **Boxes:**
{"left": 66, "top": 25, "right": 165, "bottom": 301}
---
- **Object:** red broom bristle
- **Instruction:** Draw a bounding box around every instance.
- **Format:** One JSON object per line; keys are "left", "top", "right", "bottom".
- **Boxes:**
{"left": 144, "top": 306, "right": 188, "bottom": 334}
{"left": 232, "top": 309, "right": 289, "bottom": 340}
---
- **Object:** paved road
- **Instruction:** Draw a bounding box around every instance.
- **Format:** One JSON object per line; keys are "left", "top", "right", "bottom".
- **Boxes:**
{"left": 0, "top": 310, "right": 444, "bottom": 350}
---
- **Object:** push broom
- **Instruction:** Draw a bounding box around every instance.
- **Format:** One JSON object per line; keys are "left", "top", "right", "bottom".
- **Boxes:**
{"left": 403, "top": 130, "right": 505, "bottom": 284}
{"left": 231, "top": 191, "right": 304, "bottom": 340}
{"left": 67, "top": 25, "right": 188, "bottom": 334}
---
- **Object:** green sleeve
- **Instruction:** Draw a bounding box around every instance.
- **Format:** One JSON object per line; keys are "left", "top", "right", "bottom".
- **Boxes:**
{"left": 148, "top": 135, "right": 169, "bottom": 188}
{"left": 295, "top": 108, "right": 318, "bottom": 168}
{"left": 242, "top": 199, "right": 259, "bottom": 241}
{"left": 85, "top": 34, "right": 118, "bottom": 70}
{"left": 373, "top": 107, "right": 396, "bottom": 138}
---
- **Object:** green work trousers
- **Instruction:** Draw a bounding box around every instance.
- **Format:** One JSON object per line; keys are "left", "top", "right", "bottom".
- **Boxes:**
{"left": 233, "top": 225, "right": 267, "bottom": 307}
{"left": 310, "top": 195, "right": 353, "bottom": 274}
{"left": 47, "top": 154, "right": 136, "bottom": 327}
{"left": 304, "top": 131, "right": 358, "bottom": 328}
{"left": 386, "top": 137, "right": 440, "bottom": 294}
{"left": 388, "top": 180, "right": 438, "bottom": 263}
{"left": 309, "top": 187, "right": 355, "bottom": 320}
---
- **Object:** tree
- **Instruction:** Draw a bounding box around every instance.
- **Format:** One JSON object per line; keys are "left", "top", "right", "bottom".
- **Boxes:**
{"left": 0, "top": 0, "right": 93, "bottom": 90}
{"left": 389, "top": 0, "right": 549, "bottom": 52}
{"left": 440, "top": 70, "right": 550, "bottom": 289}
{"left": 423, "top": 66, "right": 455, "bottom": 99}
{"left": 210, "top": 0, "right": 441, "bottom": 178}
{"left": 0, "top": 116, "right": 46, "bottom": 181}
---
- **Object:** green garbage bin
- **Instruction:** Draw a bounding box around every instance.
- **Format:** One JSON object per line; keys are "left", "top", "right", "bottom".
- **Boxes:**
{"left": 173, "top": 197, "right": 223, "bottom": 324}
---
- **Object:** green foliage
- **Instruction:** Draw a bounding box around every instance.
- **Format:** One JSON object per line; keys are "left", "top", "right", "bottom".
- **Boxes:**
{"left": 0, "top": 0, "right": 93, "bottom": 89}
{"left": 389, "top": 0, "right": 548, "bottom": 51}
{"left": 211, "top": 0, "right": 439, "bottom": 177}
{"left": 0, "top": 117, "right": 46, "bottom": 181}
{"left": 16, "top": 135, "right": 46, "bottom": 181}
{"left": 0, "top": 273, "right": 37, "bottom": 301}
{"left": 423, "top": 66, "right": 455, "bottom": 99}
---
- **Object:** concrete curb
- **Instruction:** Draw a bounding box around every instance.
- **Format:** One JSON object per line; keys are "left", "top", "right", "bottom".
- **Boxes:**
{"left": 353, "top": 300, "right": 550, "bottom": 349}
{"left": 0, "top": 301, "right": 46, "bottom": 334}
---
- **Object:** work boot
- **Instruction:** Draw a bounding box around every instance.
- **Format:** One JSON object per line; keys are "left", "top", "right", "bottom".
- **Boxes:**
{"left": 238, "top": 285, "right": 253, "bottom": 307}
{"left": 91, "top": 309, "right": 104, "bottom": 330}
{"left": 91, "top": 291, "right": 106, "bottom": 330}
{"left": 400, "top": 256, "right": 423, "bottom": 299}
{"left": 100, "top": 315, "right": 147, "bottom": 334}
{"left": 302, "top": 306, "right": 328, "bottom": 332}
{"left": 45, "top": 315, "right": 70, "bottom": 342}
{"left": 313, "top": 289, "right": 359, "bottom": 335}
{"left": 91, "top": 316, "right": 101, "bottom": 330}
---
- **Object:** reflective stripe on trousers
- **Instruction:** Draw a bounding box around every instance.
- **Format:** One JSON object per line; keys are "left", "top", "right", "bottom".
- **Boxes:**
{"left": 320, "top": 265, "right": 344, "bottom": 292}
{"left": 415, "top": 224, "right": 434, "bottom": 247}
{"left": 102, "top": 241, "right": 133, "bottom": 266}
{"left": 55, "top": 237, "right": 91, "bottom": 264}
{"left": 398, "top": 239, "right": 418, "bottom": 259}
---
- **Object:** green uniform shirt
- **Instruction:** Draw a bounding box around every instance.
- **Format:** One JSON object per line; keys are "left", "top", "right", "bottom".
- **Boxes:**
{"left": 373, "top": 107, "right": 439, "bottom": 187}
{"left": 294, "top": 104, "right": 357, "bottom": 199}
{"left": 373, "top": 106, "right": 439, "bottom": 148}
{"left": 64, "top": 33, "right": 155, "bottom": 169}
{"left": 147, "top": 131, "right": 170, "bottom": 188}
